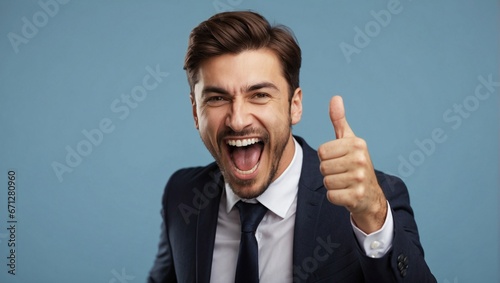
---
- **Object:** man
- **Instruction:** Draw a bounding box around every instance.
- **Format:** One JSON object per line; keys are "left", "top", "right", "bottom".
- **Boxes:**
{"left": 149, "top": 11, "right": 436, "bottom": 282}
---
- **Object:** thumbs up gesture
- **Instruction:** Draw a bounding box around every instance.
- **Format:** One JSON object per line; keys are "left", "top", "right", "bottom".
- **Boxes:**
{"left": 318, "top": 96, "right": 388, "bottom": 234}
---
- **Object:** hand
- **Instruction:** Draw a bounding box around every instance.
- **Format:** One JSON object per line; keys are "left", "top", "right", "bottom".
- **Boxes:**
{"left": 318, "top": 96, "right": 387, "bottom": 233}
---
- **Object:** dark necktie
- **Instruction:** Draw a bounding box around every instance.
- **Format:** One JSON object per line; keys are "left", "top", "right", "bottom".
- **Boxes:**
{"left": 235, "top": 201, "right": 268, "bottom": 283}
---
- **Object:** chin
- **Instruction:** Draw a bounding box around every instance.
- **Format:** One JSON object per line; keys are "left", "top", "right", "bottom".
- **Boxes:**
{"left": 232, "top": 186, "right": 266, "bottom": 199}
{"left": 228, "top": 174, "right": 274, "bottom": 199}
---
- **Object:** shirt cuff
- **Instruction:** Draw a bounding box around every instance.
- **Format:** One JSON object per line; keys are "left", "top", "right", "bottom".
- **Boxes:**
{"left": 350, "top": 201, "right": 394, "bottom": 258}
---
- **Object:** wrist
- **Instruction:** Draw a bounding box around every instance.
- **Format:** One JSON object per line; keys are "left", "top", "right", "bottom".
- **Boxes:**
{"left": 351, "top": 196, "right": 387, "bottom": 234}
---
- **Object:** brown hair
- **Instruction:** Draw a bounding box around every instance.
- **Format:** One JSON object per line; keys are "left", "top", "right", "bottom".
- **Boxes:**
{"left": 184, "top": 11, "right": 301, "bottom": 98}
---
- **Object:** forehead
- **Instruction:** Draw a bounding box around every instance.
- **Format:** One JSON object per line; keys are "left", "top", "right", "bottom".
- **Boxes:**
{"left": 195, "top": 49, "right": 286, "bottom": 91}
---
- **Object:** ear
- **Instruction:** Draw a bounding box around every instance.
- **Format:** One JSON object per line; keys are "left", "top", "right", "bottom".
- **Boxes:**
{"left": 190, "top": 93, "right": 199, "bottom": 129}
{"left": 290, "top": 87, "right": 303, "bottom": 125}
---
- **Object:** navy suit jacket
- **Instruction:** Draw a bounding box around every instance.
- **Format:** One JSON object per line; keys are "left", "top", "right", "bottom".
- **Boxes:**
{"left": 148, "top": 136, "right": 436, "bottom": 282}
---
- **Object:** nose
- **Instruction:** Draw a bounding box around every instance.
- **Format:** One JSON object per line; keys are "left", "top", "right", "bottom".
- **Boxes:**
{"left": 226, "top": 98, "right": 251, "bottom": 132}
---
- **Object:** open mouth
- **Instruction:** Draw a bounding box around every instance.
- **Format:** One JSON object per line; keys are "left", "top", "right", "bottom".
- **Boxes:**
{"left": 226, "top": 138, "right": 264, "bottom": 175}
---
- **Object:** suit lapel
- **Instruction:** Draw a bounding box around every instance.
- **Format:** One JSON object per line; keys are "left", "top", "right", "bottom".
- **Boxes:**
{"left": 195, "top": 168, "right": 224, "bottom": 283}
{"left": 292, "top": 137, "right": 327, "bottom": 267}
{"left": 192, "top": 137, "right": 328, "bottom": 281}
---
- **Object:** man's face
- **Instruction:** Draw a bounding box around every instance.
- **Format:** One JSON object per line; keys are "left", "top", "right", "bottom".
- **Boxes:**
{"left": 191, "top": 49, "right": 302, "bottom": 199}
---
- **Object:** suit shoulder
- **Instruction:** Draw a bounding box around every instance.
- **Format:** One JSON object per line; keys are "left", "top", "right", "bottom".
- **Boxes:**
{"left": 162, "top": 162, "right": 222, "bottom": 203}
{"left": 374, "top": 169, "right": 404, "bottom": 186}
{"left": 165, "top": 162, "right": 219, "bottom": 188}
{"left": 374, "top": 169, "right": 410, "bottom": 201}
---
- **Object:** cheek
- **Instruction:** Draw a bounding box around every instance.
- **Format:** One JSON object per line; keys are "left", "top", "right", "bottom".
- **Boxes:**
{"left": 198, "top": 110, "right": 224, "bottom": 136}
{"left": 256, "top": 106, "right": 288, "bottom": 128}
{"left": 269, "top": 107, "right": 291, "bottom": 126}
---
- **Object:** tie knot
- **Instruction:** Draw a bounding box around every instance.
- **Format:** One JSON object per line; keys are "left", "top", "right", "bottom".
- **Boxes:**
{"left": 236, "top": 201, "right": 268, "bottom": 233}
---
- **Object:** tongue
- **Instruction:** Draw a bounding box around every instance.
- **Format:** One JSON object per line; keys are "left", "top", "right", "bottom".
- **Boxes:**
{"left": 231, "top": 143, "right": 263, "bottom": 171}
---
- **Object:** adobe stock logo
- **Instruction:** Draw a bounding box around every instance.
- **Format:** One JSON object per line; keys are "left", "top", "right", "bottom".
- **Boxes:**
{"left": 177, "top": 169, "right": 224, "bottom": 225}
{"left": 51, "top": 64, "right": 169, "bottom": 183}
{"left": 339, "top": 0, "right": 406, "bottom": 63}
{"left": 397, "top": 74, "right": 499, "bottom": 178}
{"left": 293, "top": 235, "right": 340, "bottom": 282}
{"left": 212, "top": 0, "right": 243, "bottom": 12}
{"left": 7, "top": 0, "right": 70, "bottom": 54}
{"left": 108, "top": 268, "right": 135, "bottom": 283}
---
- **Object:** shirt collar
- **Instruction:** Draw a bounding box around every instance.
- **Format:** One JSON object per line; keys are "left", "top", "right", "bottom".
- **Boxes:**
{"left": 224, "top": 138, "right": 303, "bottom": 219}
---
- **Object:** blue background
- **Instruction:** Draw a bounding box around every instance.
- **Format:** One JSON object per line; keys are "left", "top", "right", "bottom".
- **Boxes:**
{"left": 0, "top": 0, "right": 498, "bottom": 282}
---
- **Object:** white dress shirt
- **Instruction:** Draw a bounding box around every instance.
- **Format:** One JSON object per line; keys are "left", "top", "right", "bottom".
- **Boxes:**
{"left": 210, "top": 138, "right": 394, "bottom": 282}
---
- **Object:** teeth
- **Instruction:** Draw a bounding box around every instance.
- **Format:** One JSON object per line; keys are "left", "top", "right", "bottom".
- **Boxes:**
{"left": 235, "top": 162, "right": 260, "bottom": 175}
{"left": 227, "top": 138, "right": 260, "bottom": 147}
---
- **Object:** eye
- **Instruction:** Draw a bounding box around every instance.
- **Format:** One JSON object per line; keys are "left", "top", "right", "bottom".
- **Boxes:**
{"left": 254, "top": 92, "right": 269, "bottom": 98}
{"left": 251, "top": 92, "right": 271, "bottom": 104}
{"left": 208, "top": 96, "right": 224, "bottom": 101}
{"left": 205, "top": 96, "right": 228, "bottom": 106}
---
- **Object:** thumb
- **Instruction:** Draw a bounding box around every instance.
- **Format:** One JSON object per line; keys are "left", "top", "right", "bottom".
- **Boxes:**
{"left": 329, "top": 95, "right": 355, "bottom": 139}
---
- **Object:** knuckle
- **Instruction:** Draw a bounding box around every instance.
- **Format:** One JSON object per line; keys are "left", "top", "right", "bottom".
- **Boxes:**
{"left": 353, "top": 138, "right": 367, "bottom": 149}
{"left": 323, "top": 177, "right": 329, "bottom": 188}
{"left": 324, "top": 176, "right": 334, "bottom": 189}
{"left": 318, "top": 146, "right": 327, "bottom": 159}
{"left": 353, "top": 169, "right": 365, "bottom": 182}
{"left": 346, "top": 199, "right": 357, "bottom": 210}
{"left": 354, "top": 187, "right": 364, "bottom": 199}
{"left": 319, "top": 162, "right": 327, "bottom": 175}
{"left": 326, "top": 191, "right": 336, "bottom": 203}
{"left": 353, "top": 152, "right": 368, "bottom": 167}
{"left": 353, "top": 153, "right": 367, "bottom": 166}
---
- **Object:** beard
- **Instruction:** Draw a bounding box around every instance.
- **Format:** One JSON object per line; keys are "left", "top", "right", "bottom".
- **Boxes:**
{"left": 200, "top": 123, "right": 292, "bottom": 199}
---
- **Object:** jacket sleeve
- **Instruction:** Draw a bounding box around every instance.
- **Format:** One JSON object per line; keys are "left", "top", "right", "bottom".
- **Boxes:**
{"left": 148, "top": 170, "right": 180, "bottom": 283}
{"left": 148, "top": 205, "right": 179, "bottom": 283}
{"left": 147, "top": 208, "right": 177, "bottom": 283}
{"left": 357, "top": 172, "right": 437, "bottom": 283}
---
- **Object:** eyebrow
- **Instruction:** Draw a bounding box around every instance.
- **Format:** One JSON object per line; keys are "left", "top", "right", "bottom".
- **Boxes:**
{"left": 247, "top": 82, "right": 279, "bottom": 92}
{"left": 202, "top": 82, "right": 279, "bottom": 97}
{"left": 202, "top": 86, "right": 229, "bottom": 96}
